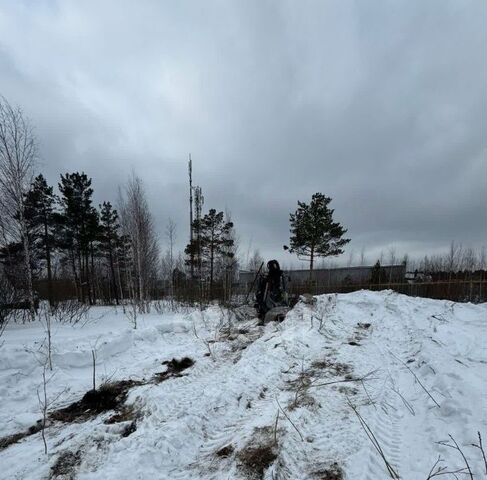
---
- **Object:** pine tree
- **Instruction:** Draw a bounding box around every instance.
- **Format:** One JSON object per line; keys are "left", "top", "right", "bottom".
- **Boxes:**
{"left": 58, "top": 172, "right": 99, "bottom": 303}
{"left": 24, "top": 174, "right": 57, "bottom": 306}
{"left": 371, "top": 260, "right": 386, "bottom": 285}
{"left": 99, "top": 201, "right": 121, "bottom": 304}
{"left": 288, "top": 193, "right": 350, "bottom": 281}
{"left": 185, "top": 209, "right": 234, "bottom": 295}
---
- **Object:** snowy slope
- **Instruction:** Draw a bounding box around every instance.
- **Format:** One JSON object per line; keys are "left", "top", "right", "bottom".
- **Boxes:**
{"left": 1, "top": 291, "right": 486, "bottom": 479}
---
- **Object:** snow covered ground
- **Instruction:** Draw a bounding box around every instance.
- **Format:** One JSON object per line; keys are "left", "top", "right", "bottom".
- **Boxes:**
{"left": 1, "top": 291, "right": 486, "bottom": 479}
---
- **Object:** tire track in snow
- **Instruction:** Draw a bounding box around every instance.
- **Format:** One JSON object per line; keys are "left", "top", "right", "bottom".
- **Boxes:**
{"left": 357, "top": 294, "right": 421, "bottom": 480}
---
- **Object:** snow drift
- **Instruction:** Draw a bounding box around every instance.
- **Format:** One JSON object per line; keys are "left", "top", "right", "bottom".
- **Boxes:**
{"left": 1, "top": 291, "right": 486, "bottom": 479}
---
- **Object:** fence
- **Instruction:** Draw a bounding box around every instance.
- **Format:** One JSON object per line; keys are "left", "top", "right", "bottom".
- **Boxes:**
{"left": 286, "top": 279, "right": 487, "bottom": 303}
{"left": 34, "top": 277, "right": 487, "bottom": 306}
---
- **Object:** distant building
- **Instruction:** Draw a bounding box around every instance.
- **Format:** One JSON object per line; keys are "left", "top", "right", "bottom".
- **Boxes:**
{"left": 238, "top": 264, "right": 406, "bottom": 288}
{"left": 405, "top": 271, "right": 433, "bottom": 284}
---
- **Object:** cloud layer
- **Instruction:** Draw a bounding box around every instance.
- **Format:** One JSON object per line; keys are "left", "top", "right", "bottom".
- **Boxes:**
{"left": 1, "top": 0, "right": 486, "bottom": 267}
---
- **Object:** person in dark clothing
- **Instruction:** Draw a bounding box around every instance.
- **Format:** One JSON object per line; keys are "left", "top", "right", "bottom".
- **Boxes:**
{"left": 255, "top": 260, "right": 288, "bottom": 320}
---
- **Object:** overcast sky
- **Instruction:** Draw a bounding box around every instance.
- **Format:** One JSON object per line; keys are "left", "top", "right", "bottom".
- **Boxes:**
{"left": 1, "top": 0, "right": 486, "bottom": 268}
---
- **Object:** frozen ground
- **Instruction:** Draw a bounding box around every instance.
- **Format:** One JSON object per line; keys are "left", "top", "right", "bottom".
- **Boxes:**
{"left": 1, "top": 291, "right": 486, "bottom": 479}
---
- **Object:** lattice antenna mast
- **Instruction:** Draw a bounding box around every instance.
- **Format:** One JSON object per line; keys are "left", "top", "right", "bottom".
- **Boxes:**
{"left": 188, "top": 154, "right": 194, "bottom": 279}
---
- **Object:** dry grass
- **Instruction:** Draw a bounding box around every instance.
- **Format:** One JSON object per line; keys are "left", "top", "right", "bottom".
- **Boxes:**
{"left": 50, "top": 380, "right": 141, "bottom": 423}
{"left": 0, "top": 422, "right": 42, "bottom": 451}
{"left": 50, "top": 450, "right": 82, "bottom": 479}
{"left": 311, "top": 359, "right": 352, "bottom": 376}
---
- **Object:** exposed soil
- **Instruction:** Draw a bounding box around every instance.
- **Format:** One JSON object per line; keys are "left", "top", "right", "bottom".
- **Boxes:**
{"left": 152, "top": 357, "right": 195, "bottom": 383}
{"left": 312, "top": 462, "right": 344, "bottom": 480}
{"left": 50, "top": 380, "right": 142, "bottom": 423}
{"left": 0, "top": 423, "right": 42, "bottom": 451}
{"left": 357, "top": 322, "right": 371, "bottom": 329}
{"left": 216, "top": 444, "right": 234, "bottom": 458}
{"left": 1, "top": 378, "right": 145, "bottom": 452}
{"left": 236, "top": 426, "right": 277, "bottom": 479}
{"left": 237, "top": 444, "right": 277, "bottom": 479}
{"left": 50, "top": 450, "right": 82, "bottom": 479}
{"left": 121, "top": 420, "right": 137, "bottom": 438}
{"left": 105, "top": 405, "right": 137, "bottom": 424}
{"left": 0, "top": 431, "right": 31, "bottom": 451}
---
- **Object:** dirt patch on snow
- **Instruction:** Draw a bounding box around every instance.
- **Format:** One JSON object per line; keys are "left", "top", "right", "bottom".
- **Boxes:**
{"left": 237, "top": 444, "right": 277, "bottom": 479}
{"left": 357, "top": 322, "right": 371, "bottom": 330}
{"left": 237, "top": 427, "right": 277, "bottom": 479}
{"left": 1, "top": 379, "right": 143, "bottom": 451}
{"left": 215, "top": 444, "right": 234, "bottom": 458}
{"left": 311, "top": 359, "right": 352, "bottom": 376}
{"left": 50, "top": 380, "right": 142, "bottom": 423}
{"left": 120, "top": 420, "right": 137, "bottom": 437}
{"left": 0, "top": 431, "right": 31, "bottom": 451}
{"left": 0, "top": 423, "right": 42, "bottom": 451}
{"left": 312, "top": 462, "right": 344, "bottom": 479}
{"left": 50, "top": 450, "right": 82, "bottom": 479}
{"left": 152, "top": 357, "right": 195, "bottom": 383}
{"left": 105, "top": 404, "right": 137, "bottom": 424}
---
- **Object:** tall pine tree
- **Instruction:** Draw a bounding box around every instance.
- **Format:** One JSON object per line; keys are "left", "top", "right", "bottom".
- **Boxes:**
{"left": 99, "top": 201, "right": 121, "bottom": 304}
{"left": 24, "top": 174, "right": 57, "bottom": 305}
{"left": 58, "top": 172, "right": 99, "bottom": 303}
{"left": 287, "top": 193, "right": 350, "bottom": 281}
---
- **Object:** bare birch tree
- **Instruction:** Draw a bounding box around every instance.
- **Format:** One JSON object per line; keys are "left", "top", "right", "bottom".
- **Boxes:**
{"left": 359, "top": 246, "right": 366, "bottom": 266}
{"left": 247, "top": 249, "right": 264, "bottom": 272}
{"left": 161, "top": 218, "right": 177, "bottom": 294}
{"left": 388, "top": 245, "right": 396, "bottom": 283}
{"left": 0, "top": 97, "right": 37, "bottom": 317}
{"left": 119, "top": 173, "right": 159, "bottom": 310}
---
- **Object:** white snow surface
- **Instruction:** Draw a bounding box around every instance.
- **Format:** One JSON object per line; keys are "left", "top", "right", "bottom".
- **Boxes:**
{"left": 1, "top": 291, "right": 487, "bottom": 479}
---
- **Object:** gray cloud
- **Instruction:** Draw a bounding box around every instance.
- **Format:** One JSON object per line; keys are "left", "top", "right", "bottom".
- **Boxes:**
{"left": 1, "top": 0, "right": 486, "bottom": 267}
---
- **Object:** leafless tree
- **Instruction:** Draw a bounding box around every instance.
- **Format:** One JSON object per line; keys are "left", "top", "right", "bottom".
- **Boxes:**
{"left": 479, "top": 246, "right": 486, "bottom": 299}
{"left": 447, "top": 241, "right": 462, "bottom": 272}
{"left": 39, "top": 303, "right": 53, "bottom": 371}
{"left": 166, "top": 218, "right": 176, "bottom": 272}
{"left": 359, "top": 246, "right": 366, "bottom": 266}
{"left": 247, "top": 249, "right": 264, "bottom": 271}
{"left": 125, "top": 299, "right": 138, "bottom": 329}
{"left": 161, "top": 218, "right": 177, "bottom": 294}
{"left": 462, "top": 247, "right": 476, "bottom": 271}
{"left": 0, "top": 97, "right": 37, "bottom": 317}
{"left": 119, "top": 173, "right": 159, "bottom": 309}
{"left": 347, "top": 248, "right": 355, "bottom": 267}
{"left": 37, "top": 365, "right": 49, "bottom": 454}
{"left": 388, "top": 245, "right": 397, "bottom": 283}
{"left": 401, "top": 253, "right": 409, "bottom": 268}
{"left": 36, "top": 364, "right": 65, "bottom": 455}
{"left": 0, "top": 270, "right": 18, "bottom": 338}
{"left": 479, "top": 246, "right": 486, "bottom": 271}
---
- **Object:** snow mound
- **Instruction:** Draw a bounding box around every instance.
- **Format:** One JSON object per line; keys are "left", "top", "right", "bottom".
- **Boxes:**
{"left": 1, "top": 291, "right": 487, "bottom": 479}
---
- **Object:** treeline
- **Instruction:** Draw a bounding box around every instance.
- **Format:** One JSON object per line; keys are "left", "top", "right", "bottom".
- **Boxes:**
{"left": 0, "top": 97, "right": 240, "bottom": 314}
{"left": 0, "top": 171, "right": 160, "bottom": 307}
{"left": 412, "top": 242, "right": 487, "bottom": 274}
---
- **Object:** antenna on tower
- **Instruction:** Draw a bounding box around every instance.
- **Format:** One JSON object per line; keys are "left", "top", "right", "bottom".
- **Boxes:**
{"left": 188, "top": 154, "right": 194, "bottom": 279}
